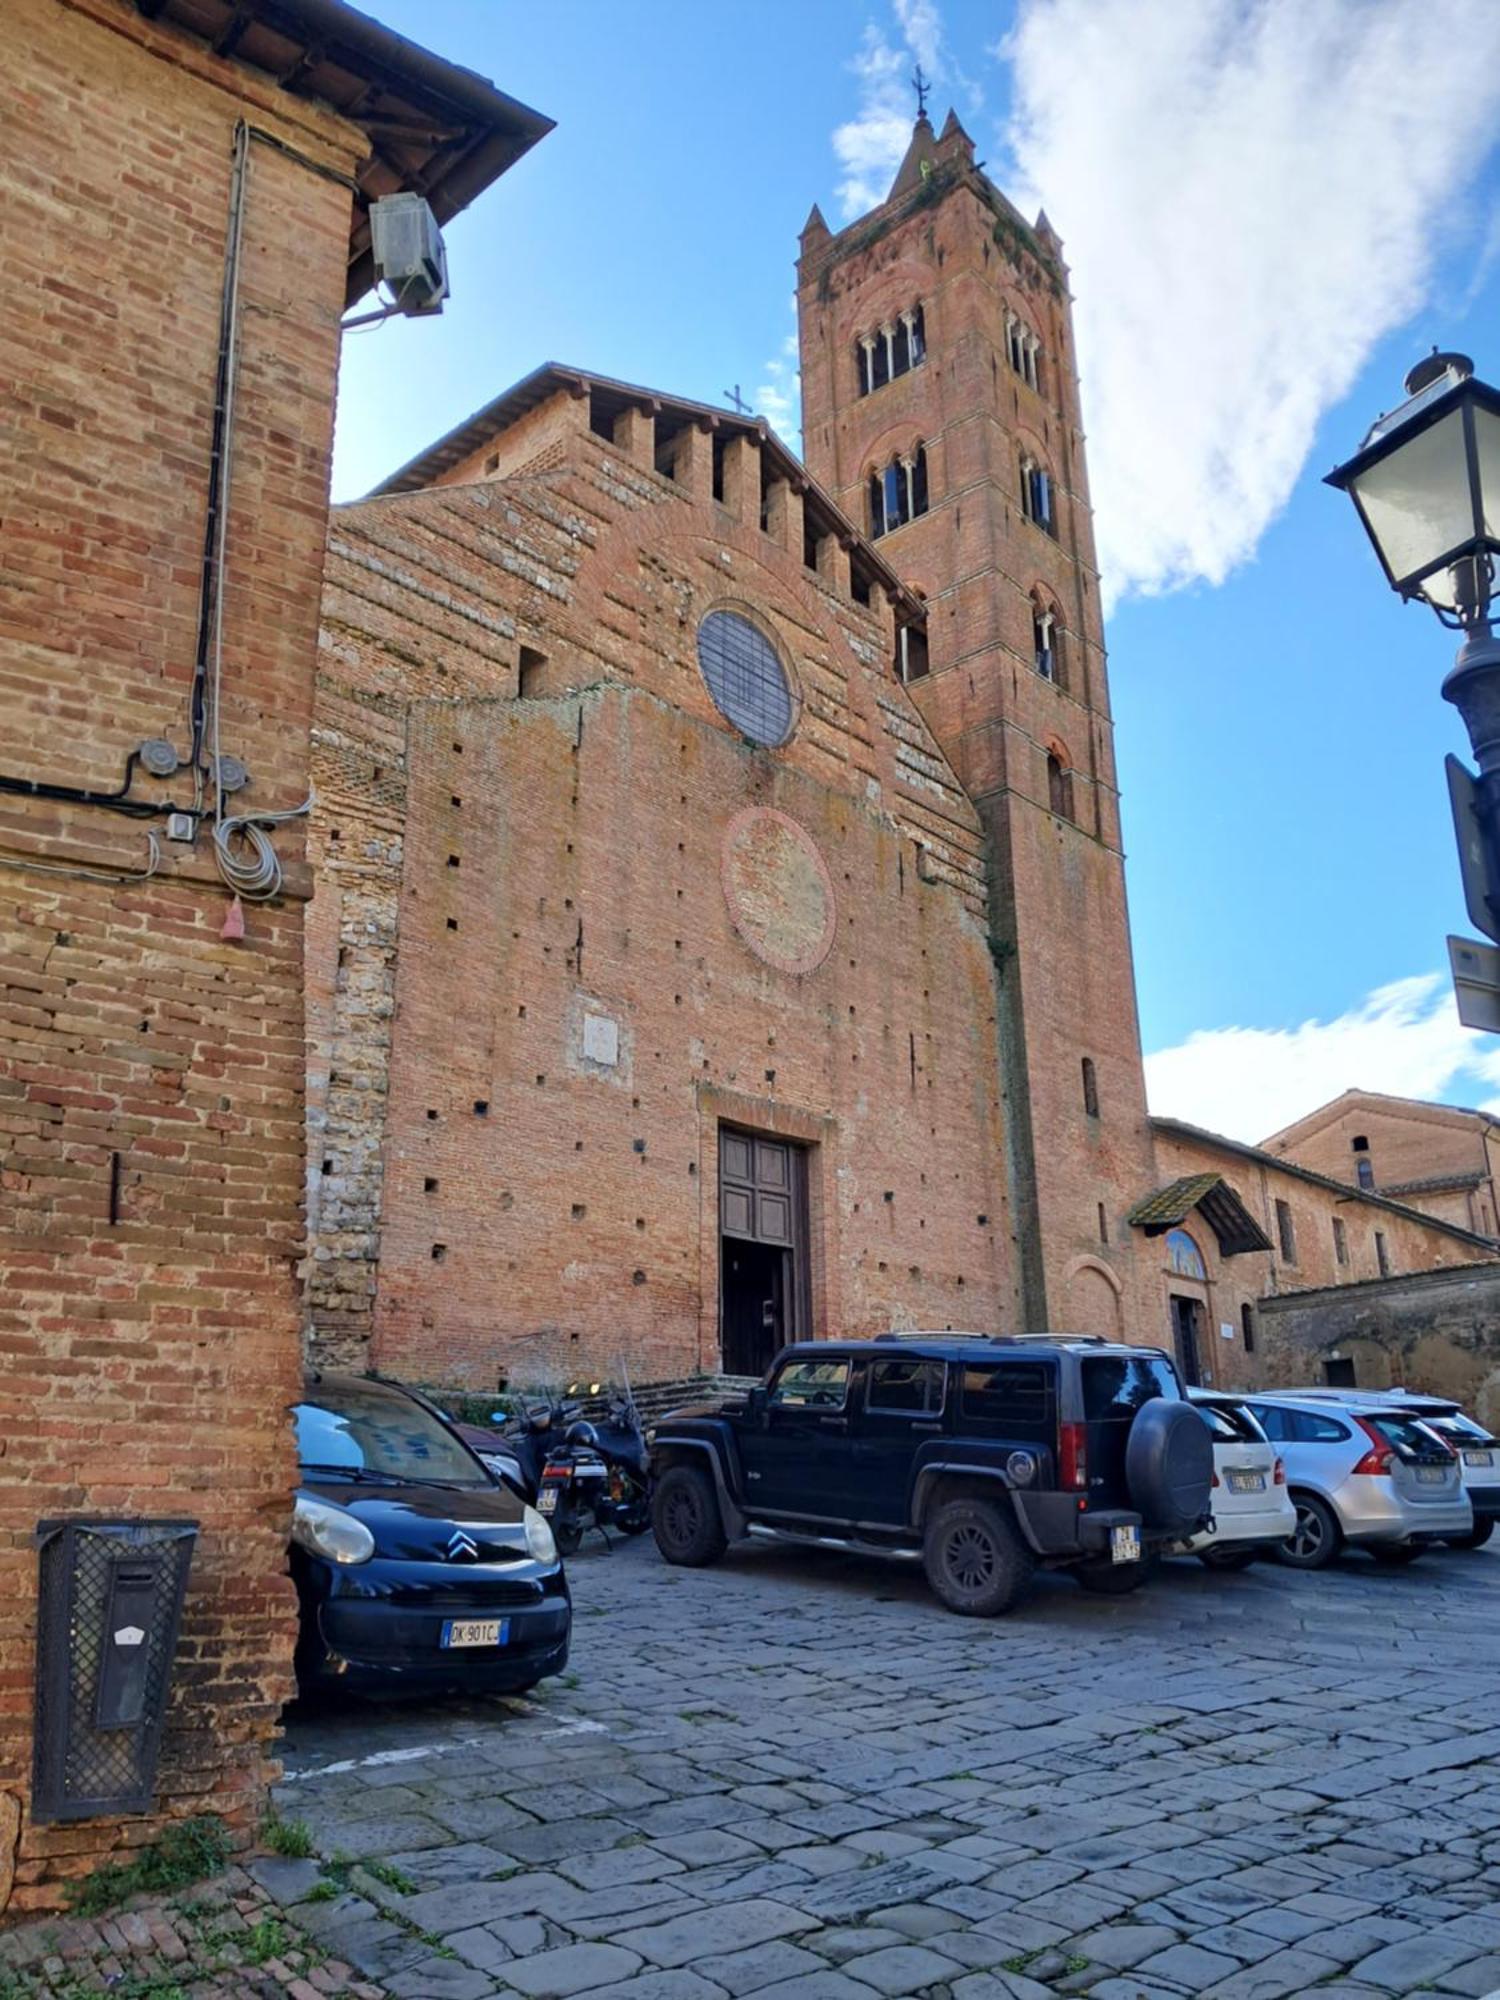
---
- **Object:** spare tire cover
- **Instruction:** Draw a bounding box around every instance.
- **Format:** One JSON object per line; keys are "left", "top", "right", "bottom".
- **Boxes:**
{"left": 1125, "top": 1400, "right": 1213, "bottom": 1533}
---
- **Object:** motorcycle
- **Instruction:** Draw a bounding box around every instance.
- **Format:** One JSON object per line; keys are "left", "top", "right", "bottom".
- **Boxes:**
{"left": 455, "top": 1392, "right": 580, "bottom": 1502}
{"left": 536, "top": 1381, "right": 652, "bottom": 1556}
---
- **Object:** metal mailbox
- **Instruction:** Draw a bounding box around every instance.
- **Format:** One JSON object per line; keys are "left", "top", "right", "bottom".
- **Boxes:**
{"left": 32, "top": 1519, "right": 197, "bottom": 1823}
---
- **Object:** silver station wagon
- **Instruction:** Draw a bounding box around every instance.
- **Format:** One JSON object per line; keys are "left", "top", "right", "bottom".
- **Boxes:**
{"left": 1242, "top": 1393, "right": 1471, "bottom": 1568}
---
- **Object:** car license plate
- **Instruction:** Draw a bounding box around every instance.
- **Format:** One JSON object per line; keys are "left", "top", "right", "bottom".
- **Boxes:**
{"left": 1465, "top": 1449, "right": 1494, "bottom": 1468}
{"left": 538, "top": 1487, "right": 560, "bottom": 1514}
{"left": 1110, "top": 1524, "right": 1141, "bottom": 1564}
{"left": 1226, "top": 1471, "right": 1266, "bottom": 1494}
{"left": 1416, "top": 1466, "right": 1447, "bottom": 1484}
{"left": 441, "top": 1618, "right": 509, "bottom": 1649}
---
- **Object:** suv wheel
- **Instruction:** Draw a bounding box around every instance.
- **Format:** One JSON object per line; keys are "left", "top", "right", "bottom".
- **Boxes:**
{"left": 1279, "top": 1492, "right": 1341, "bottom": 1570}
{"left": 652, "top": 1464, "right": 727, "bottom": 1567}
{"left": 923, "top": 1498, "right": 1035, "bottom": 1617}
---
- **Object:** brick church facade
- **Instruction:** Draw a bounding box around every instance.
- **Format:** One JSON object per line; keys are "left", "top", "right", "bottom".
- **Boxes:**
{"left": 306, "top": 112, "right": 1499, "bottom": 1396}
{"left": 308, "top": 111, "right": 1160, "bottom": 1389}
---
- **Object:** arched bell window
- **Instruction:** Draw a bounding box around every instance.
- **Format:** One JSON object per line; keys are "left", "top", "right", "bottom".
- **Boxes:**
{"left": 1046, "top": 749, "right": 1074, "bottom": 822}
{"left": 868, "top": 445, "right": 929, "bottom": 539}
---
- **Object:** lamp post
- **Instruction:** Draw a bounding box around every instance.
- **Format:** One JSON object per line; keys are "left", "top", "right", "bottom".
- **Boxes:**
{"left": 1326, "top": 353, "right": 1500, "bottom": 972}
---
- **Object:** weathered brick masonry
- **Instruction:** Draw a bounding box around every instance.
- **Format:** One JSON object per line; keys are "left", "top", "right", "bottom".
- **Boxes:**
{"left": 308, "top": 389, "right": 1016, "bottom": 1384}
{"left": 1, "top": 0, "right": 545, "bottom": 1906}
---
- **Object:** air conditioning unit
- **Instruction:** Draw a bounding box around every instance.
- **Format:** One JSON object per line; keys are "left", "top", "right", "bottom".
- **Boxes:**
{"left": 369, "top": 193, "right": 449, "bottom": 316}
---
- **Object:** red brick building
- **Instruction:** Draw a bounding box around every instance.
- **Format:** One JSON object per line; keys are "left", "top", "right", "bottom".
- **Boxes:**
{"left": 1264, "top": 1089, "right": 1500, "bottom": 1241}
{"left": 305, "top": 108, "right": 1500, "bottom": 1404}
{"left": 307, "top": 369, "right": 1012, "bottom": 1386}
{"left": 0, "top": 0, "right": 546, "bottom": 1908}
{"left": 307, "top": 112, "right": 1160, "bottom": 1390}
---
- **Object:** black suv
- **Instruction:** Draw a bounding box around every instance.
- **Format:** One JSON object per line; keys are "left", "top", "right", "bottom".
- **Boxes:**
{"left": 650, "top": 1334, "right": 1212, "bottom": 1616}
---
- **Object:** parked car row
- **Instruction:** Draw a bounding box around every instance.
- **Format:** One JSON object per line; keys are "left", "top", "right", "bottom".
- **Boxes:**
{"left": 279, "top": 1348, "right": 1499, "bottom": 1704}
{"left": 649, "top": 1336, "right": 1500, "bottom": 1616}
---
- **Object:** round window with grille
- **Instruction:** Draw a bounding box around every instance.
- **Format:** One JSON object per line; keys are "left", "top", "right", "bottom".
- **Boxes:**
{"left": 696, "top": 610, "right": 794, "bottom": 747}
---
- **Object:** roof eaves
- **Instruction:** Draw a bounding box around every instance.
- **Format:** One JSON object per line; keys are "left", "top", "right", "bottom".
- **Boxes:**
{"left": 362, "top": 361, "right": 926, "bottom": 623}
{"left": 1150, "top": 1115, "right": 1500, "bottom": 1254}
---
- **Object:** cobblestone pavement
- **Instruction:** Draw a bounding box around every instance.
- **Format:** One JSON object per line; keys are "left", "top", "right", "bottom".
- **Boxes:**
{"left": 0, "top": 1865, "right": 384, "bottom": 1997}
{"left": 256, "top": 1537, "right": 1500, "bottom": 2000}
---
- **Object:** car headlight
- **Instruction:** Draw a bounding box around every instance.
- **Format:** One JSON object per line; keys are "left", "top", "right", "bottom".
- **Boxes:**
{"left": 524, "top": 1504, "right": 557, "bottom": 1565}
{"left": 292, "top": 1494, "right": 375, "bottom": 1566}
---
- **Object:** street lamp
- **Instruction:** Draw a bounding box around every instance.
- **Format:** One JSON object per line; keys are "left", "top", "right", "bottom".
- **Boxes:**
{"left": 1327, "top": 352, "right": 1500, "bottom": 972}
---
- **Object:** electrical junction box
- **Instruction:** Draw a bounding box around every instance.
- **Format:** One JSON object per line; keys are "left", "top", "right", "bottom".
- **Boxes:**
{"left": 370, "top": 193, "right": 449, "bottom": 315}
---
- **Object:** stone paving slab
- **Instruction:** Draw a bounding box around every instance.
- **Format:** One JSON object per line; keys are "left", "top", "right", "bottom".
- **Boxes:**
{"left": 12, "top": 1534, "right": 1486, "bottom": 1998}
{"left": 274, "top": 1535, "right": 1500, "bottom": 1998}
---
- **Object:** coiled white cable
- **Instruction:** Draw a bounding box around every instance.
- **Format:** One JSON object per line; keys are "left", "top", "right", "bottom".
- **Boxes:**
{"left": 211, "top": 794, "right": 314, "bottom": 901}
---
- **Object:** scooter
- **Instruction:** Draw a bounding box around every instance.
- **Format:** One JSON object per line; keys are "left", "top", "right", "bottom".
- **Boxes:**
{"left": 536, "top": 1377, "right": 651, "bottom": 1556}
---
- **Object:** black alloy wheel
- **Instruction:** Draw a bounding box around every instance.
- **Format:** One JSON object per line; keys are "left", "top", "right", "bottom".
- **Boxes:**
{"left": 1278, "top": 1492, "right": 1341, "bottom": 1570}
{"left": 651, "top": 1464, "right": 727, "bottom": 1566}
{"left": 922, "top": 1498, "right": 1035, "bottom": 1617}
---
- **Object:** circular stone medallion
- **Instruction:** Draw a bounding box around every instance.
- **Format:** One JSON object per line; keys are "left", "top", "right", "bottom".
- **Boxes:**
{"left": 720, "top": 807, "right": 837, "bottom": 976}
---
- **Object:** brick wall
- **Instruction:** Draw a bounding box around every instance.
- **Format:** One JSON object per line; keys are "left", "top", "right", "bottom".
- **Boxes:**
{"left": 1, "top": 0, "right": 361, "bottom": 1906}
{"left": 1264, "top": 1094, "right": 1500, "bottom": 1238}
{"left": 308, "top": 400, "right": 1018, "bottom": 1383}
{"left": 1146, "top": 1123, "right": 1500, "bottom": 1392}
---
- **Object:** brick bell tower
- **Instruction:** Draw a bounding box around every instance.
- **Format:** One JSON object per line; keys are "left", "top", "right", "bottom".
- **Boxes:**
{"left": 797, "top": 111, "right": 1160, "bottom": 1340}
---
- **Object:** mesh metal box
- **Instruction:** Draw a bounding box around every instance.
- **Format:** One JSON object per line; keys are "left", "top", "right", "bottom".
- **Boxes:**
{"left": 32, "top": 1519, "right": 198, "bottom": 1823}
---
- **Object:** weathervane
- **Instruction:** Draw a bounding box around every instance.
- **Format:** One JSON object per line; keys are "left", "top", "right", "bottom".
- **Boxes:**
{"left": 912, "top": 63, "right": 930, "bottom": 119}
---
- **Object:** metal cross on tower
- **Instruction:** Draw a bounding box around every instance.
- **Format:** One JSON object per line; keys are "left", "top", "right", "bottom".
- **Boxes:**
{"left": 912, "top": 64, "right": 930, "bottom": 119}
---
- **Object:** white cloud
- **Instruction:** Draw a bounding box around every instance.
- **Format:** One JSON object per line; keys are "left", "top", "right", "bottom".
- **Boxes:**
{"left": 1002, "top": 0, "right": 1500, "bottom": 603}
{"left": 1145, "top": 973, "right": 1500, "bottom": 1143}
{"left": 833, "top": 0, "right": 981, "bottom": 221}
{"left": 755, "top": 322, "right": 802, "bottom": 451}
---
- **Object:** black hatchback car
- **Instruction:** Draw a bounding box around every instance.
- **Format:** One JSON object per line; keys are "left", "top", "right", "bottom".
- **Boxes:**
{"left": 290, "top": 1374, "right": 571, "bottom": 1696}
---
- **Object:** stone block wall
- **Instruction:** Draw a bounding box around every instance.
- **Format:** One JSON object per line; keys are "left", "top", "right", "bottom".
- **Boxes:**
{"left": 1254, "top": 1264, "right": 1500, "bottom": 1428}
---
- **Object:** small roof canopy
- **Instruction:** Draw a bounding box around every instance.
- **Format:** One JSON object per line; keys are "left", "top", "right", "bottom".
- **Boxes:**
{"left": 1127, "top": 1174, "right": 1271, "bottom": 1257}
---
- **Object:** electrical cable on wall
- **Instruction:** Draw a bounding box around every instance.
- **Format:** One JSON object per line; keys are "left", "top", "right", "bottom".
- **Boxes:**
{"left": 0, "top": 832, "right": 161, "bottom": 888}
{"left": 0, "top": 116, "right": 322, "bottom": 901}
{"left": 191, "top": 117, "right": 313, "bottom": 903}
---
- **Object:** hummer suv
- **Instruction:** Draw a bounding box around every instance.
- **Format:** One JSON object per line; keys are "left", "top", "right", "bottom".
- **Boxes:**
{"left": 650, "top": 1333, "right": 1213, "bottom": 1616}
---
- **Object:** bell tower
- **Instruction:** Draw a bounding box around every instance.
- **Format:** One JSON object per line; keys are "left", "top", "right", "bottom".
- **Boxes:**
{"left": 798, "top": 112, "right": 1159, "bottom": 1337}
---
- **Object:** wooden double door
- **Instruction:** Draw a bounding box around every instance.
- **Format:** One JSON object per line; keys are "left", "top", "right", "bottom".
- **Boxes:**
{"left": 718, "top": 1126, "right": 811, "bottom": 1378}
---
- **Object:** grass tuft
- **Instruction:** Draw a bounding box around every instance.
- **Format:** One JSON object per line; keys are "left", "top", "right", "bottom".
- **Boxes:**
{"left": 65, "top": 1817, "right": 230, "bottom": 1919}
{"left": 261, "top": 1812, "right": 315, "bottom": 1859}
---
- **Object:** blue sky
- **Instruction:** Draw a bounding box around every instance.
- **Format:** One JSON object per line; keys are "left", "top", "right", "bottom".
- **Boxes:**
{"left": 333, "top": 0, "right": 1500, "bottom": 1141}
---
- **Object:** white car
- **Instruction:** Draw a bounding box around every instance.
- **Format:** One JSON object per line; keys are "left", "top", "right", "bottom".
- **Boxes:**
{"left": 1181, "top": 1391, "right": 1296, "bottom": 1568}
{"left": 1292, "top": 1388, "right": 1499, "bottom": 1550}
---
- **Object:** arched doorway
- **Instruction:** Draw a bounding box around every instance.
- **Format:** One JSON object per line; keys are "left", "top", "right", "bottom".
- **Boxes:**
{"left": 1164, "top": 1228, "right": 1208, "bottom": 1385}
